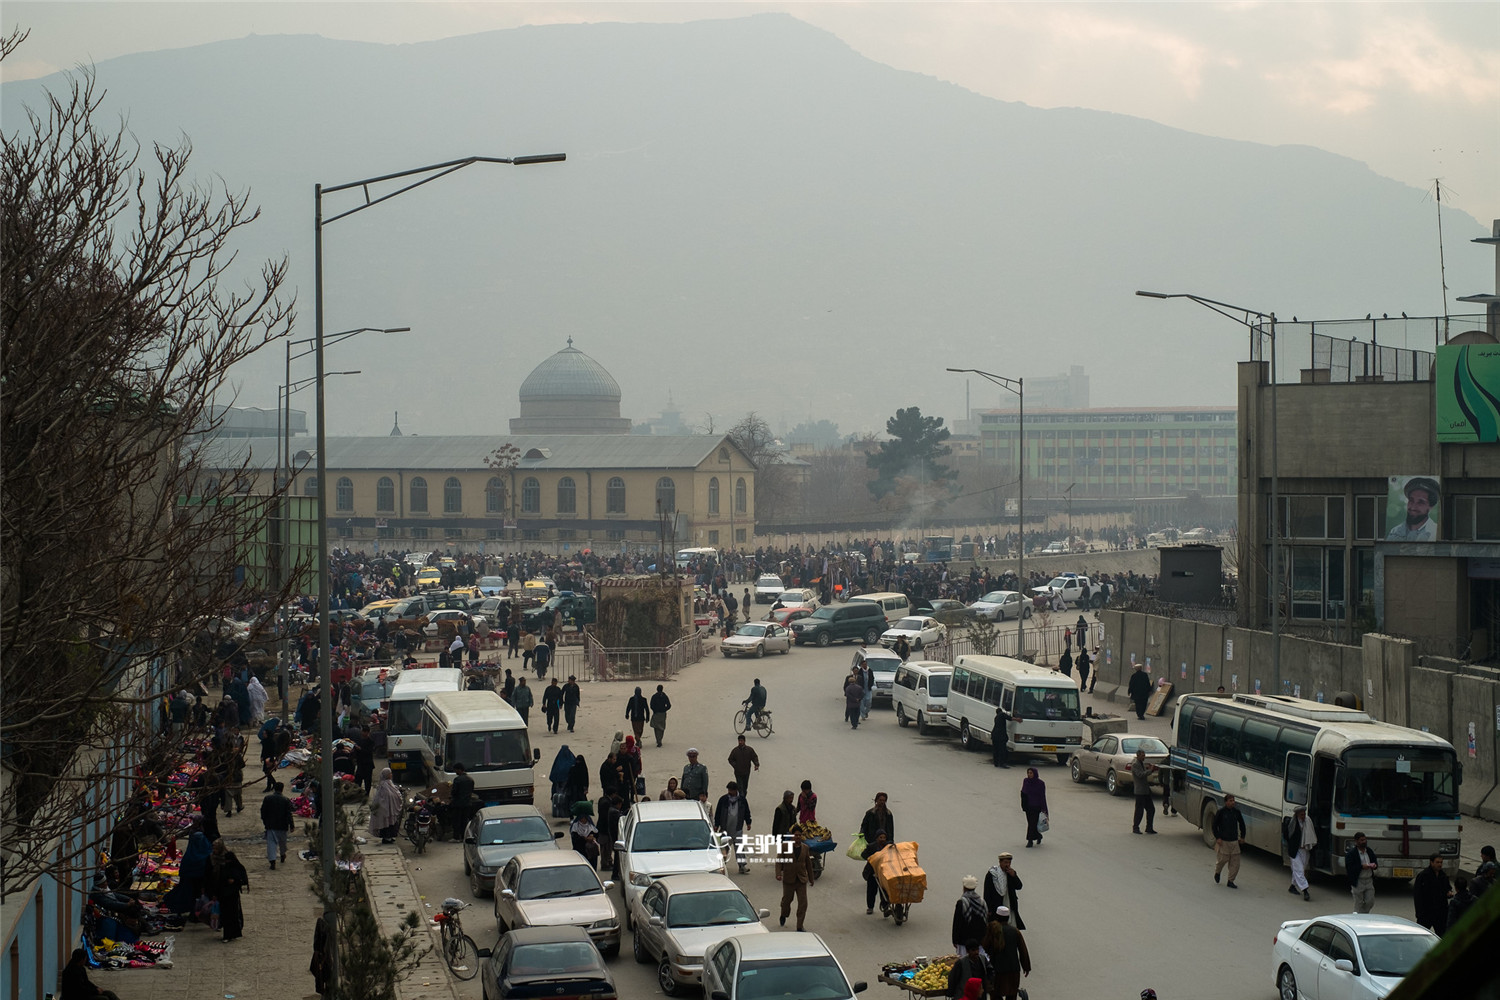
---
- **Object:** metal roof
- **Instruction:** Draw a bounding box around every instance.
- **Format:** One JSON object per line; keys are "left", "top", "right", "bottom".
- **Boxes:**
{"left": 198, "top": 433, "right": 749, "bottom": 472}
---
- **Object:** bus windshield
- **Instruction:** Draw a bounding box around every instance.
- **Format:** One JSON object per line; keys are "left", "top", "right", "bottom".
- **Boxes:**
{"left": 388, "top": 699, "right": 425, "bottom": 736}
{"left": 1338, "top": 747, "right": 1458, "bottom": 818}
{"left": 1015, "top": 686, "right": 1080, "bottom": 722}
{"left": 446, "top": 729, "right": 532, "bottom": 772}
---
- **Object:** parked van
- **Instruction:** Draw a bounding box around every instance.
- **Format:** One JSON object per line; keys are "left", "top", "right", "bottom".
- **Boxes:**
{"left": 849, "top": 591, "right": 911, "bottom": 625}
{"left": 852, "top": 647, "right": 903, "bottom": 704}
{"left": 944, "top": 654, "right": 1083, "bottom": 764}
{"left": 351, "top": 668, "right": 400, "bottom": 730}
{"left": 419, "top": 690, "right": 542, "bottom": 807}
{"left": 789, "top": 601, "right": 886, "bottom": 647}
{"left": 385, "top": 668, "right": 464, "bottom": 783}
{"left": 891, "top": 660, "right": 952, "bottom": 734}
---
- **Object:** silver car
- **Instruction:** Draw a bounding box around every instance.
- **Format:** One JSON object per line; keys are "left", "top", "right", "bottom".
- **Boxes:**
{"left": 720, "top": 622, "right": 792, "bottom": 658}
{"left": 969, "top": 590, "right": 1030, "bottom": 621}
{"left": 629, "top": 873, "right": 770, "bottom": 996}
{"left": 614, "top": 800, "right": 728, "bottom": 931}
{"left": 462, "top": 805, "right": 563, "bottom": 896}
{"left": 493, "top": 849, "right": 620, "bottom": 957}
{"left": 702, "top": 931, "right": 868, "bottom": 1000}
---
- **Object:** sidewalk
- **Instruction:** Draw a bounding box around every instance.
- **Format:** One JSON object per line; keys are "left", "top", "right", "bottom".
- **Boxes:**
{"left": 363, "top": 842, "right": 460, "bottom": 1000}
{"left": 109, "top": 763, "right": 322, "bottom": 1000}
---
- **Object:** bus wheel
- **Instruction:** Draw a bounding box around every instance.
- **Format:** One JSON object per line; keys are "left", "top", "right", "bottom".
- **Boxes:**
{"left": 1200, "top": 802, "right": 1219, "bottom": 849}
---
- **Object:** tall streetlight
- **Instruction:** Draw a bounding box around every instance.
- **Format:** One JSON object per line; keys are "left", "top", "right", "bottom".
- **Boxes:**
{"left": 947, "top": 367, "right": 1027, "bottom": 660}
{"left": 278, "top": 327, "right": 402, "bottom": 712}
{"left": 276, "top": 369, "right": 361, "bottom": 711}
{"left": 313, "top": 151, "right": 564, "bottom": 989}
{"left": 1135, "top": 290, "right": 1280, "bottom": 693}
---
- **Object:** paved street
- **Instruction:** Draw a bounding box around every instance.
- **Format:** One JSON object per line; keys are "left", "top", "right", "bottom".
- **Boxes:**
{"left": 399, "top": 622, "right": 1500, "bottom": 1000}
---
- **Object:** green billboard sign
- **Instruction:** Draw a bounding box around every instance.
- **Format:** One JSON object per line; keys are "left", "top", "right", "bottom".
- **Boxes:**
{"left": 1436, "top": 343, "right": 1500, "bottom": 443}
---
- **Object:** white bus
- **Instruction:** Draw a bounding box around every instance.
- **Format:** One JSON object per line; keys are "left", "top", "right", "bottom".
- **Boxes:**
{"left": 1169, "top": 694, "right": 1461, "bottom": 878}
{"left": 675, "top": 547, "right": 719, "bottom": 569}
{"left": 419, "top": 690, "right": 541, "bottom": 807}
{"left": 945, "top": 655, "right": 1084, "bottom": 765}
{"left": 385, "top": 668, "right": 464, "bottom": 783}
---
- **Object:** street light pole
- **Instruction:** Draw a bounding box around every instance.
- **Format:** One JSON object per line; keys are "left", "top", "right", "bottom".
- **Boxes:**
{"left": 948, "top": 368, "right": 1025, "bottom": 660}
{"left": 312, "top": 152, "right": 564, "bottom": 993}
{"left": 1135, "top": 290, "right": 1279, "bottom": 693}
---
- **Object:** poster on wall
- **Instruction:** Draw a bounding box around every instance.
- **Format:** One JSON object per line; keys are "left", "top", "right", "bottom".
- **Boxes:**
{"left": 1385, "top": 475, "right": 1441, "bottom": 542}
{"left": 1435, "top": 343, "right": 1500, "bottom": 444}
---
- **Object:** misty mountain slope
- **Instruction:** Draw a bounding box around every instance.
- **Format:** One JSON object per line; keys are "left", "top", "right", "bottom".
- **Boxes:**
{"left": 4, "top": 12, "right": 1484, "bottom": 435}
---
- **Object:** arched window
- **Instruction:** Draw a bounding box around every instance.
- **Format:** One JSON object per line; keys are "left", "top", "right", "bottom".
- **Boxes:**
{"left": 521, "top": 477, "right": 541, "bottom": 514}
{"left": 485, "top": 477, "right": 505, "bottom": 514}
{"left": 557, "top": 477, "right": 577, "bottom": 514}
{"left": 656, "top": 476, "right": 676, "bottom": 513}
{"left": 708, "top": 477, "right": 720, "bottom": 514}
{"left": 444, "top": 477, "right": 462, "bottom": 513}
{"left": 335, "top": 477, "right": 354, "bottom": 511}
{"left": 606, "top": 477, "right": 626, "bottom": 514}
{"left": 303, "top": 476, "right": 318, "bottom": 497}
{"left": 410, "top": 476, "right": 427, "bottom": 512}
{"left": 376, "top": 477, "right": 395, "bottom": 512}
{"left": 735, "top": 477, "right": 747, "bottom": 514}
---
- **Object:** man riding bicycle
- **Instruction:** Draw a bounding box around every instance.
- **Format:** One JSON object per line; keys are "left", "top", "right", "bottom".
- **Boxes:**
{"left": 745, "top": 678, "right": 768, "bottom": 725}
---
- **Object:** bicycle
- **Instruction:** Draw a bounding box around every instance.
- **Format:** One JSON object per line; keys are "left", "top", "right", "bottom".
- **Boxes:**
{"left": 733, "top": 702, "right": 774, "bottom": 738}
{"left": 434, "top": 897, "right": 479, "bottom": 981}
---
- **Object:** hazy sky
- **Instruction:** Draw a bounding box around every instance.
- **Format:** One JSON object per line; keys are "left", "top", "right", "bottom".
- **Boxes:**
{"left": 6, "top": 2, "right": 1498, "bottom": 216}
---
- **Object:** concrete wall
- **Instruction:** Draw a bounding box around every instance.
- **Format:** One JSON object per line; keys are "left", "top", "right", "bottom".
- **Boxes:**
{"left": 1451, "top": 667, "right": 1500, "bottom": 819}
{"left": 1100, "top": 615, "right": 1498, "bottom": 818}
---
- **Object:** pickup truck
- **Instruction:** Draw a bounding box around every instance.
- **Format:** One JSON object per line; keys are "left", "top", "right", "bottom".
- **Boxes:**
{"left": 523, "top": 591, "right": 598, "bottom": 632}
{"left": 1029, "top": 573, "right": 1107, "bottom": 609}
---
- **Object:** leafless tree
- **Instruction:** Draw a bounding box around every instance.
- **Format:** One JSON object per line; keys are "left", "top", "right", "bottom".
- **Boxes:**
{"left": 1, "top": 65, "right": 296, "bottom": 896}
{"left": 728, "top": 412, "right": 793, "bottom": 525}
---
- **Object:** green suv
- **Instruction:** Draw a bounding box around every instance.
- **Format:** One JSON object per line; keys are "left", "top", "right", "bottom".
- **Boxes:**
{"left": 789, "top": 601, "right": 886, "bottom": 647}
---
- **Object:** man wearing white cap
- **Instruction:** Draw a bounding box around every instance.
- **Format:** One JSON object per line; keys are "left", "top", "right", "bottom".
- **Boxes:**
{"left": 951, "top": 875, "right": 988, "bottom": 956}
{"left": 1282, "top": 803, "right": 1316, "bottom": 901}
{"left": 982, "top": 905, "right": 1031, "bottom": 1000}
{"left": 681, "top": 748, "right": 709, "bottom": 802}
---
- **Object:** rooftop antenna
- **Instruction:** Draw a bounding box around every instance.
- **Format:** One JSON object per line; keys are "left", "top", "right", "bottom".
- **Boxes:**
{"left": 1435, "top": 178, "right": 1451, "bottom": 342}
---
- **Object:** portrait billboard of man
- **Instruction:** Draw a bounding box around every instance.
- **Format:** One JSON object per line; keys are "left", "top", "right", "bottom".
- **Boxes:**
{"left": 1386, "top": 476, "right": 1440, "bottom": 542}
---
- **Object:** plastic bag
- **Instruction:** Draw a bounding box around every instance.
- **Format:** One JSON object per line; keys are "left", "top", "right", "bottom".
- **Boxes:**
{"left": 1037, "top": 812, "right": 1050, "bottom": 833}
{"left": 846, "top": 832, "right": 867, "bottom": 860}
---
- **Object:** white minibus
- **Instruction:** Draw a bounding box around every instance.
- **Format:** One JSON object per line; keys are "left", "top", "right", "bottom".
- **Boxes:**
{"left": 385, "top": 668, "right": 464, "bottom": 783}
{"left": 419, "top": 690, "right": 542, "bottom": 807}
{"left": 849, "top": 591, "right": 911, "bottom": 625}
{"left": 944, "top": 655, "right": 1083, "bottom": 764}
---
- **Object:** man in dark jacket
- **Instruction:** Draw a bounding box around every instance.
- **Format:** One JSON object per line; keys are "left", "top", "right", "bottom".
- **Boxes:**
{"left": 352, "top": 726, "right": 376, "bottom": 794}
{"left": 625, "top": 686, "right": 651, "bottom": 741}
{"left": 991, "top": 705, "right": 1010, "bottom": 768}
{"left": 1413, "top": 854, "right": 1452, "bottom": 934}
{"left": 946, "top": 940, "right": 989, "bottom": 999}
{"left": 1344, "top": 831, "right": 1379, "bottom": 912}
{"left": 982, "top": 853, "right": 1025, "bottom": 930}
{"left": 649, "top": 684, "right": 672, "bottom": 747}
{"left": 1212, "top": 794, "right": 1247, "bottom": 888}
{"left": 982, "top": 907, "right": 1031, "bottom": 1000}
{"left": 562, "top": 675, "right": 581, "bottom": 732}
{"left": 1447, "top": 875, "right": 1476, "bottom": 932}
{"left": 1126, "top": 663, "right": 1152, "bottom": 720}
{"left": 449, "top": 763, "right": 476, "bottom": 841}
{"left": 951, "top": 876, "right": 988, "bottom": 954}
{"left": 542, "top": 678, "right": 564, "bottom": 734}
{"left": 713, "top": 782, "right": 753, "bottom": 874}
{"left": 261, "top": 781, "right": 294, "bottom": 870}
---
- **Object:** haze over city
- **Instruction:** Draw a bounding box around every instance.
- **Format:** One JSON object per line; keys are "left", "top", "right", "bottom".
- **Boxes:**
{"left": 3, "top": 2, "right": 1496, "bottom": 437}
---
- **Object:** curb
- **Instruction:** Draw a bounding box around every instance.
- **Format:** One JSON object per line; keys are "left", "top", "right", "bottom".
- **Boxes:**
{"left": 362, "top": 842, "right": 464, "bottom": 1000}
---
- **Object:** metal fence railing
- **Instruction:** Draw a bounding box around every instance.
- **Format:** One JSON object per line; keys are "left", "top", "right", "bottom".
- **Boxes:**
{"left": 581, "top": 630, "right": 706, "bottom": 682}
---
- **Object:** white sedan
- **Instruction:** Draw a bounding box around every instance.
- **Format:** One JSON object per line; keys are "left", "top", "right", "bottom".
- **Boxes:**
{"left": 720, "top": 623, "right": 792, "bottom": 658}
{"left": 420, "top": 609, "right": 484, "bottom": 636}
{"left": 969, "top": 590, "right": 1031, "bottom": 621}
{"left": 880, "top": 616, "right": 947, "bottom": 651}
{"left": 1271, "top": 913, "right": 1437, "bottom": 1000}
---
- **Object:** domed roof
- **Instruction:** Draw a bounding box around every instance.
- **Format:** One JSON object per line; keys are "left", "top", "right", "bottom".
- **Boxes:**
{"left": 518, "top": 339, "right": 621, "bottom": 402}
